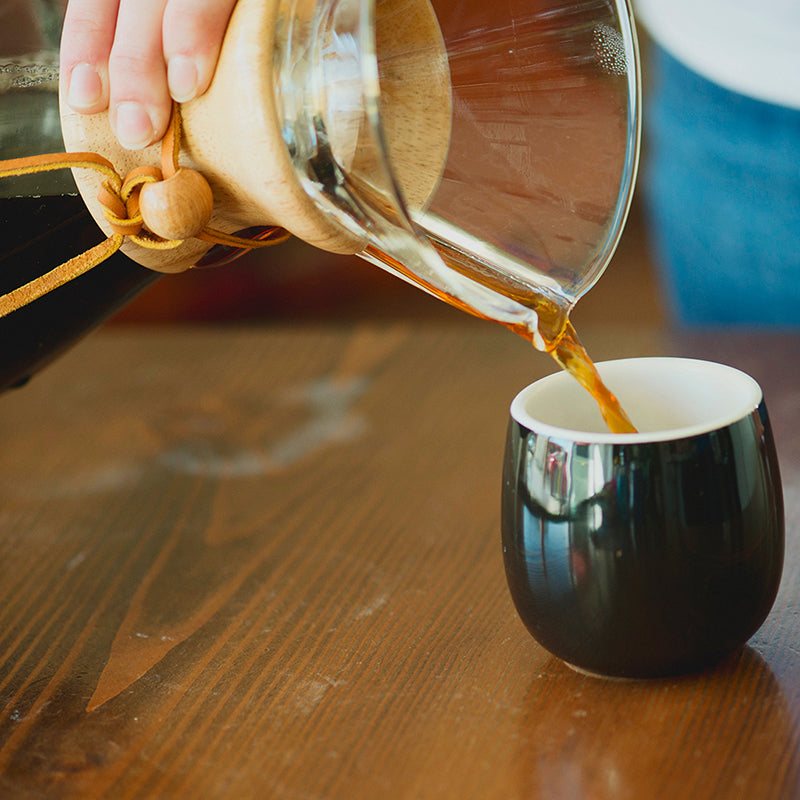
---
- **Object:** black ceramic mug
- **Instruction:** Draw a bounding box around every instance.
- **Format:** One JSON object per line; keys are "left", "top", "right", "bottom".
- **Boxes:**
{"left": 502, "top": 357, "right": 784, "bottom": 678}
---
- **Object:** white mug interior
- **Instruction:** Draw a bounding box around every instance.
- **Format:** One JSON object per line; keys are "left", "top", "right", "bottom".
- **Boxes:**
{"left": 510, "top": 357, "right": 763, "bottom": 444}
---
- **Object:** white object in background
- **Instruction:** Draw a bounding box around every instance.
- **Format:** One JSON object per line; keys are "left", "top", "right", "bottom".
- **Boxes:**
{"left": 634, "top": 0, "right": 800, "bottom": 109}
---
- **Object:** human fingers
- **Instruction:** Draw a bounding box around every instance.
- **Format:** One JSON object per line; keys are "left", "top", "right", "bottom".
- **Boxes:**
{"left": 107, "top": 0, "right": 171, "bottom": 150}
{"left": 162, "top": 0, "right": 238, "bottom": 103}
{"left": 60, "top": 0, "right": 120, "bottom": 114}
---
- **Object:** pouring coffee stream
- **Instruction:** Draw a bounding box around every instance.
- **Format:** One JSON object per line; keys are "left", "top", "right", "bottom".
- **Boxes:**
{"left": 0, "top": 0, "right": 640, "bottom": 431}
{"left": 361, "top": 245, "right": 637, "bottom": 433}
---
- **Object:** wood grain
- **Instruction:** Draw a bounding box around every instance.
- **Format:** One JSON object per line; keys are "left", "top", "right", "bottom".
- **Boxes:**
{"left": 0, "top": 321, "right": 799, "bottom": 799}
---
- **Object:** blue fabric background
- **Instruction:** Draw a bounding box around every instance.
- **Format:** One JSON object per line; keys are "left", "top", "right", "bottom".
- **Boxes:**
{"left": 643, "top": 46, "right": 800, "bottom": 325}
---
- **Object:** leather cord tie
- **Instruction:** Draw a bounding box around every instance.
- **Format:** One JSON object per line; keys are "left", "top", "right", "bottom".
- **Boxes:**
{"left": 0, "top": 103, "right": 290, "bottom": 320}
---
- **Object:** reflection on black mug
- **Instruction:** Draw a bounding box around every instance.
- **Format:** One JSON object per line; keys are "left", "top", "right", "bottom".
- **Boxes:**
{"left": 502, "top": 357, "right": 784, "bottom": 678}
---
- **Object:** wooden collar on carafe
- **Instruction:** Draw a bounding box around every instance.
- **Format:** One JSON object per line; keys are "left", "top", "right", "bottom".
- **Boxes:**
{"left": 0, "top": 103, "right": 290, "bottom": 320}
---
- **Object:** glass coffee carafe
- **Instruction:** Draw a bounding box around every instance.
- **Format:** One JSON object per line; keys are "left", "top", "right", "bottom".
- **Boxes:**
{"left": 0, "top": 0, "right": 640, "bottom": 391}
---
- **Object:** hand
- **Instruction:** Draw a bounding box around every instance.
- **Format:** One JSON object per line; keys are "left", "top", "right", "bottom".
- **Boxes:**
{"left": 60, "top": 0, "right": 237, "bottom": 150}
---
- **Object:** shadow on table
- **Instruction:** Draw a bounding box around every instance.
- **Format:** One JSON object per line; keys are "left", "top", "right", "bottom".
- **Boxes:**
{"left": 516, "top": 646, "right": 800, "bottom": 799}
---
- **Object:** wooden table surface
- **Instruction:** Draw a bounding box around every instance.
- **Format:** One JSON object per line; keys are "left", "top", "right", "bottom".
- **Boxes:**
{"left": 1, "top": 318, "right": 799, "bottom": 799}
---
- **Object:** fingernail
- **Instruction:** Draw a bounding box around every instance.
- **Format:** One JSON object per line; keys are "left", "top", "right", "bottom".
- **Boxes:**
{"left": 68, "top": 63, "right": 103, "bottom": 110}
{"left": 115, "top": 101, "right": 155, "bottom": 150}
{"left": 168, "top": 55, "right": 199, "bottom": 102}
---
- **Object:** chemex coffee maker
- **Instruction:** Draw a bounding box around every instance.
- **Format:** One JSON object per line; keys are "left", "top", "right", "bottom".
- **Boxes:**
{"left": 0, "top": 0, "right": 639, "bottom": 390}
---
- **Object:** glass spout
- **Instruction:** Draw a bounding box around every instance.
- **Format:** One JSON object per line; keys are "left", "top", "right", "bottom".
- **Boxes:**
{"left": 275, "top": 0, "right": 640, "bottom": 347}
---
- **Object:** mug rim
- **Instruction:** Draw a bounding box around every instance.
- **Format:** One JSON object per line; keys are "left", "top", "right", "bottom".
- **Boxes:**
{"left": 510, "top": 356, "right": 763, "bottom": 444}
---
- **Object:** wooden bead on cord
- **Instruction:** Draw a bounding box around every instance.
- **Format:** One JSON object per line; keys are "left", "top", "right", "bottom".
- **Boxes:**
{"left": 139, "top": 168, "right": 214, "bottom": 241}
